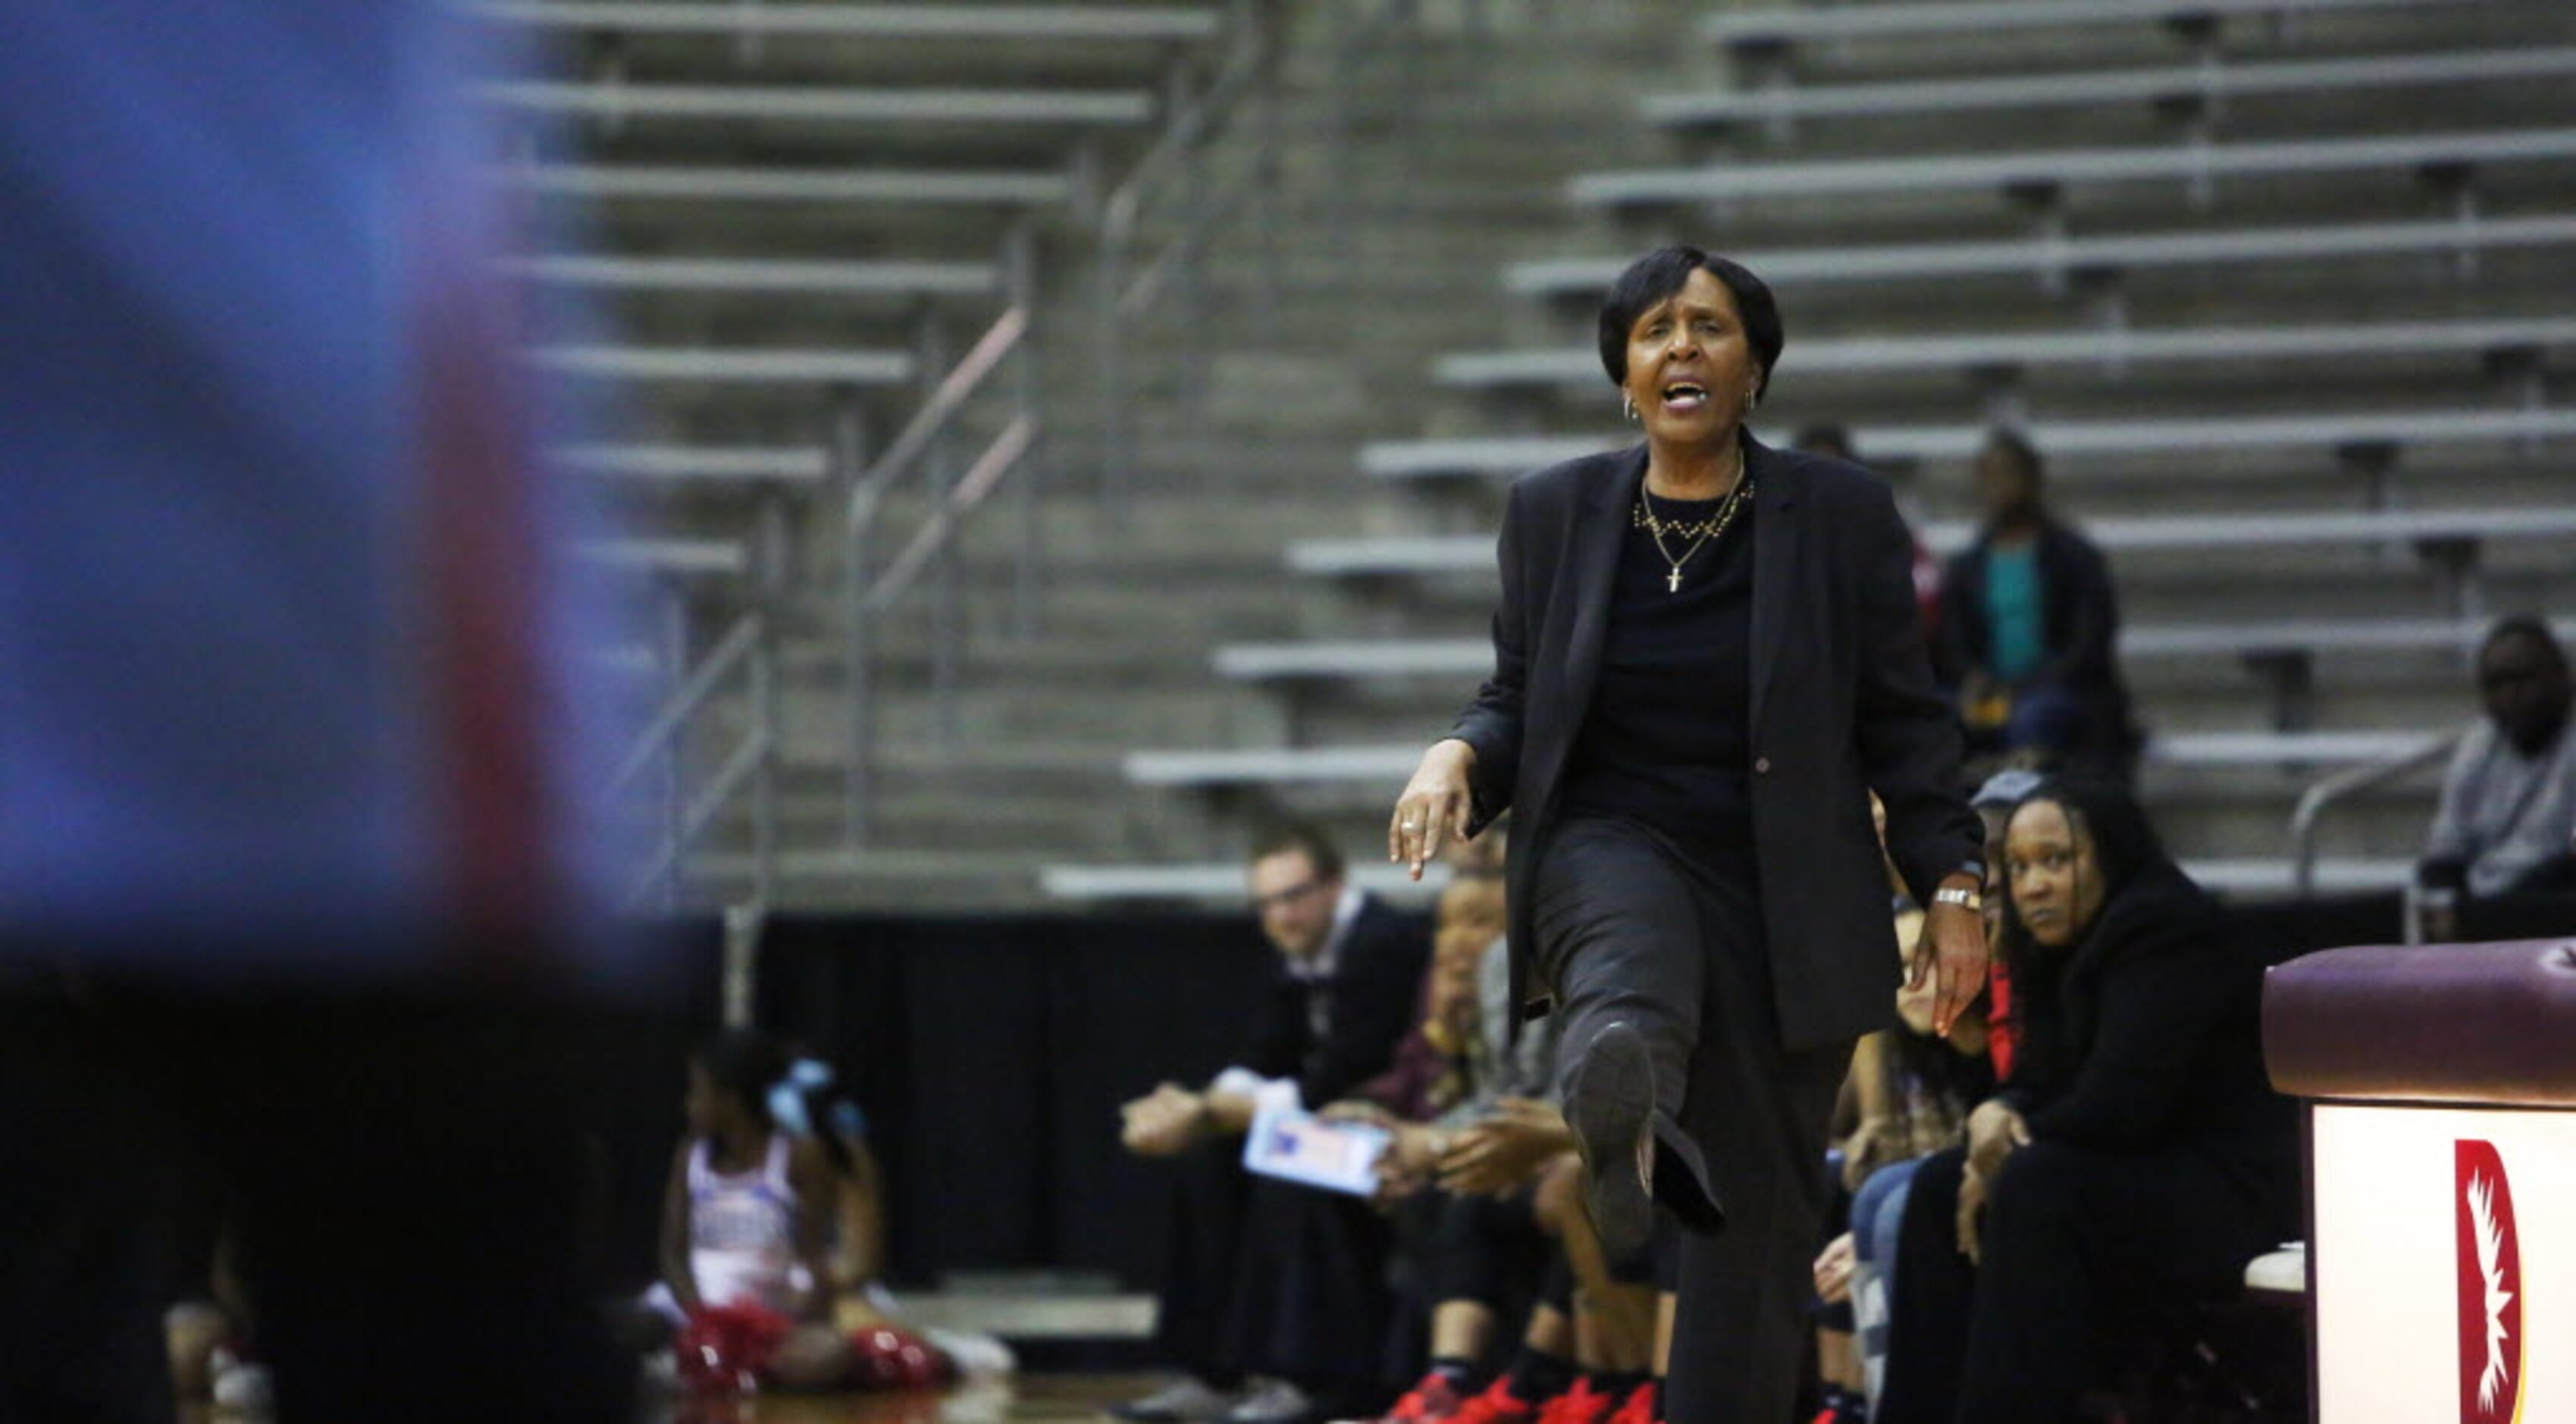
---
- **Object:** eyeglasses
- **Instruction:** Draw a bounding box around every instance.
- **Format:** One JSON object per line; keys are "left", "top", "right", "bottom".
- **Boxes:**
{"left": 1248, "top": 878, "right": 1326, "bottom": 914}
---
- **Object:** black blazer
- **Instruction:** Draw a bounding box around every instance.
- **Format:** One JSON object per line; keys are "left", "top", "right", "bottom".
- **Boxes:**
{"left": 1237, "top": 893, "right": 1432, "bottom": 1108}
{"left": 1448, "top": 437, "right": 1983, "bottom": 1051}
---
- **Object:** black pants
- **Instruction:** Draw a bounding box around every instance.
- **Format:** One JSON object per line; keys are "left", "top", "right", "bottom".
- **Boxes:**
{"left": 0, "top": 974, "right": 633, "bottom": 1424}
{"left": 1152, "top": 1138, "right": 1396, "bottom": 1407}
{"left": 1531, "top": 818, "right": 1852, "bottom": 1424}
{"left": 1377, "top": 1184, "right": 1550, "bottom": 1379}
{"left": 1876, "top": 1141, "right": 2290, "bottom": 1422}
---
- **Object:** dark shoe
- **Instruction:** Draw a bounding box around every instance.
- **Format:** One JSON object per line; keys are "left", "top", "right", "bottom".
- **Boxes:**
{"left": 1567, "top": 1022, "right": 1657, "bottom": 1257}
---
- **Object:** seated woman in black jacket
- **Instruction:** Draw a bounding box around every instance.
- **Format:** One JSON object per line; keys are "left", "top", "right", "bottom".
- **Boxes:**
{"left": 1875, "top": 780, "right": 2299, "bottom": 1422}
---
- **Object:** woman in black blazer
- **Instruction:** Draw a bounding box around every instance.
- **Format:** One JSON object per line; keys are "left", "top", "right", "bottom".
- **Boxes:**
{"left": 1388, "top": 246, "right": 1988, "bottom": 1422}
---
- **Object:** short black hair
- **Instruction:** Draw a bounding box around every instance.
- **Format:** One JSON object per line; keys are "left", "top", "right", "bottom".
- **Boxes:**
{"left": 1249, "top": 820, "right": 1344, "bottom": 883}
{"left": 694, "top": 1027, "right": 787, "bottom": 1124}
{"left": 2482, "top": 613, "right": 2567, "bottom": 671}
{"left": 1981, "top": 428, "right": 2047, "bottom": 488}
{"left": 1597, "top": 245, "right": 1785, "bottom": 396}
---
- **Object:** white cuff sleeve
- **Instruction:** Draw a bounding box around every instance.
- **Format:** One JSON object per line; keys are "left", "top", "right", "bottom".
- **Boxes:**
{"left": 1211, "top": 1067, "right": 1305, "bottom": 1115}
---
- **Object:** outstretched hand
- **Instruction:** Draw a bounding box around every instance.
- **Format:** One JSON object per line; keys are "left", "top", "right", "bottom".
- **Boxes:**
{"left": 1907, "top": 882, "right": 1988, "bottom": 1039}
{"left": 1390, "top": 739, "right": 1478, "bottom": 880}
{"left": 1436, "top": 1099, "right": 1573, "bottom": 1195}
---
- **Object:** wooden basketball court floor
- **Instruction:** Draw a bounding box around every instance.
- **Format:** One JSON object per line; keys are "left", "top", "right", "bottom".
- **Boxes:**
{"left": 180, "top": 1372, "right": 1155, "bottom": 1424}
{"left": 637, "top": 1374, "right": 1157, "bottom": 1423}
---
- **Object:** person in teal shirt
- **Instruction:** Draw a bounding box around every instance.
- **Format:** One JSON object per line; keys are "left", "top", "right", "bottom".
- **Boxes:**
{"left": 1938, "top": 432, "right": 2137, "bottom": 779}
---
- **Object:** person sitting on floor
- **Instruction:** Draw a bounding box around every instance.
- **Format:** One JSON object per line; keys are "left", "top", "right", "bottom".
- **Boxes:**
{"left": 643, "top": 1028, "right": 876, "bottom": 1393}
{"left": 1874, "top": 780, "right": 2299, "bottom": 1422}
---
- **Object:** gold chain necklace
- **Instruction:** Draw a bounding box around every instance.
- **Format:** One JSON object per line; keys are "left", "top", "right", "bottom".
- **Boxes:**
{"left": 1635, "top": 455, "right": 1753, "bottom": 594}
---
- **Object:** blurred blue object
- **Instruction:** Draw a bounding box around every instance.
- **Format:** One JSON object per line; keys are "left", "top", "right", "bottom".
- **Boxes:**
{"left": 0, "top": 2, "right": 648, "bottom": 988}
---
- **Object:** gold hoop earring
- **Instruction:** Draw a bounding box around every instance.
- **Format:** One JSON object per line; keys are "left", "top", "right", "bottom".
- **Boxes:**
{"left": 1622, "top": 394, "right": 1638, "bottom": 421}
{"left": 1744, "top": 387, "right": 1760, "bottom": 412}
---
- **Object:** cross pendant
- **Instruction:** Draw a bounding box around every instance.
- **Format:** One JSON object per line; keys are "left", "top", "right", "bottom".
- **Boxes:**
{"left": 1666, "top": 567, "right": 1683, "bottom": 593}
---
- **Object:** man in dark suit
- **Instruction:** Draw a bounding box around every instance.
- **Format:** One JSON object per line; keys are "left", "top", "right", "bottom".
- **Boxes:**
{"left": 1116, "top": 823, "right": 1432, "bottom": 1424}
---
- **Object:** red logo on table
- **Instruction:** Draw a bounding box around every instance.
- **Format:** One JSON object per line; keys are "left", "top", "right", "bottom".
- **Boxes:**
{"left": 2456, "top": 1139, "right": 2524, "bottom": 1422}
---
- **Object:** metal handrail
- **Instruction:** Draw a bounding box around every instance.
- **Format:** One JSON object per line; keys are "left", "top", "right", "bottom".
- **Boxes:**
{"left": 1100, "top": 2, "right": 1272, "bottom": 252}
{"left": 845, "top": 303, "right": 1032, "bottom": 533}
{"left": 613, "top": 601, "right": 778, "bottom": 910}
{"left": 2289, "top": 729, "right": 2458, "bottom": 897}
{"left": 866, "top": 413, "right": 1039, "bottom": 610}
{"left": 1094, "top": 0, "right": 1280, "bottom": 489}
{"left": 1117, "top": 158, "right": 1265, "bottom": 321}
{"left": 610, "top": 607, "right": 763, "bottom": 791}
{"left": 841, "top": 221, "right": 1045, "bottom": 843}
{"left": 625, "top": 721, "right": 776, "bottom": 906}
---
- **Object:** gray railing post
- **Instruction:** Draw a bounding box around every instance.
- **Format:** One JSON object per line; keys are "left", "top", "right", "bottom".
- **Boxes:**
{"left": 721, "top": 902, "right": 763, "bottom": 1028}
{"left": 837, "top": 399, "right": 876, "bottom": 846}
{"left": 1007, "top": 221, "right": 1045, "bottom": 640}
{"left": 1098, "top": 204, "right": 1130, "bottom": 502}
{"left": 1250, "top": 0, "right": 1282, "bottom": 347}
{"left": 915, "top": 310, "right": 962, "bottom": 755}
{"left": 751, "top": 488, "right": 790, "bottom": 908}
{"left": 1173, "top": 62, "right": 1210, "bottom": 450}
{"left": 656, "top": 582, "right": 691, "bottom": 908}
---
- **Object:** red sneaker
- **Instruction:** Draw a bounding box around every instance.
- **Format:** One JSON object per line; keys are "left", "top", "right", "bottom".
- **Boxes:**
{"left": 1449, "top": 1376, "right": 1537, "bottom": 1424}
{"left": 1534, "top": 1378, "right": 1614, "bottom": 1424}
{"left": 1606, "top": 1382, "right": 1658, "bottom": 1424}
{"left": 1380, "top": 1371, "right": 1468, "bottom": 1422}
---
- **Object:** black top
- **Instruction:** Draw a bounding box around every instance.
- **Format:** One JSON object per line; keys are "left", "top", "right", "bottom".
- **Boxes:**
{"left": 1998, "top": 799, "right": 2299, "bottom": 1226}
{"left": 1236, "top": 893, "right": 1433, "bottom": 1109}
{"left": 1448, "top": 440, "right": 1986, "bottom": 1049}
{"left": 1559, "top": 486, "right": 1758, "bottom": 869}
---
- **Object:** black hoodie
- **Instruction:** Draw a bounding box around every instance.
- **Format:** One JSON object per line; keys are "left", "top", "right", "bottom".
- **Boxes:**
{"left": 1996, "top": 780, "right": 2300, "bottom": 1225}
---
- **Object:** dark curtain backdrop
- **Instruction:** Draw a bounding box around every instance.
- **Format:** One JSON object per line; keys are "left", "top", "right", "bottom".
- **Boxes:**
{"left": 625, "top": 892, "right": 2459, "bottom": 1295}
{"left": 753, "top": 911, "right": 1271, "bottom": 1290}
{"left": 583, "top": 915, "right": 730, "bottom": 1294}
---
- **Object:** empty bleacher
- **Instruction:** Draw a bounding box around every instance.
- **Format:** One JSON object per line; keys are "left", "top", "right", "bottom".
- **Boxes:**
{"left": 1046, "top": 0, "right": 2576, "bottom": 906}
{"left": 495, "top": 1, "right": 1268, "bottom": 910}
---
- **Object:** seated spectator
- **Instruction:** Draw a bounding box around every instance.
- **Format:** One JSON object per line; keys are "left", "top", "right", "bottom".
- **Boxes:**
{"left": 1114, "top": 823, "right": 1431, "bottom": 1424}
{"left": 1937, "top": 431, "right": 2137, "bottom": 779}
{"left": 1875, "top": 781, "right": 2299, "bottom": 1422}
{"left": 1809, "top": 795, "right": 1998, "bottom": 1419}
{"left": 1402, "top": 1231, "right": 1658, "bottom": 1424}
{"left": 1963, "top": 763, "right": 2051, "bottom": 1085}
{"left": 1351, "top": 874, "right": 1657, "bottom": 1422}
{"left": 1358, "top": 877, "right": 1509, "bottom": 1129}
{"left": 2418, "top": 614, "right": 2576, "bottom": 939}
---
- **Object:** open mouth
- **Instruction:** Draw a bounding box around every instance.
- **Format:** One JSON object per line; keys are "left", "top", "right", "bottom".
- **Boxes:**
{"left": 1659, "top": 382, "right": 1709, "bottom": 411}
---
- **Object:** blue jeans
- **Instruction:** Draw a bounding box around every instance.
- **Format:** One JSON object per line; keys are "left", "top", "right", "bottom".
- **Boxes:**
{"left": 1849, "top": 1157, "right": 1924, "bottom": 1414}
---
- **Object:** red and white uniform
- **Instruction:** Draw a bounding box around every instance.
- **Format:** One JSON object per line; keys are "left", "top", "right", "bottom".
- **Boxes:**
{"left": 687, "top": 1135, "right": 802, "bottom": 1313}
